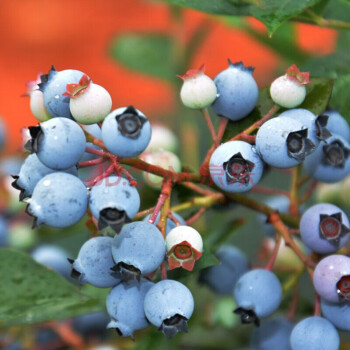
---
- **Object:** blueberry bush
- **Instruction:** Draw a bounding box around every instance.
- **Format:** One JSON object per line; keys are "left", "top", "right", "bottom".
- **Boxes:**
{"left": 1, "top": 0, "right": 350, "bottom": 349}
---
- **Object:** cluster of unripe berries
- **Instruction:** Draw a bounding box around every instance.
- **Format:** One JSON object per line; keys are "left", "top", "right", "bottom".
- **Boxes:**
{"left": 6, "top": 59, "right": 350, "bottom": 348}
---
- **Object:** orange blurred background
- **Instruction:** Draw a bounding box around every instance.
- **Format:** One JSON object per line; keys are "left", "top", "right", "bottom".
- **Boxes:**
{"left": 0, "top": 0, "right": 337, "bottom": 153}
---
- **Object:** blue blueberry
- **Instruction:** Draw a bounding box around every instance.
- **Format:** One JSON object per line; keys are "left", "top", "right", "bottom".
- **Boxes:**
{"left": 304, "top": 134, "right": 350, "bottom": 183}
{"left": 31, "top": 244, "right": 72, "bottom": 281}
{"left": 321, "top": 298, "right": 350, "bottom": 331}
{"left": 89, "top": 175, "right": 140, "bottom": 232}
{"left": 70, "top": 236, "right": 121, "bottom": 288}
{"left": 199, "top": 245, "right": 249, "bottom": 295}
{"left": 35, "top": 328, "right": 60, "bottom": 346}
{"left": 0, "top": 215, "right": 9, "bottom": 247}
{"left": 12, "top": 154, "right": 77, "bottom": 201}
{"left": 251, "top": 316, "right": 294, "bottom": 350}
{"left": 111, "top": 221, "right": 165, "bottom": 282}
{"left": 143, "top": 211, "right": 186, "bottom": 235}
{"left": 233, "top": 269, "right": 282, "bottom": 326}
{"left": 24, "top": 117, "right": 86, "bottom": 170}
{"left": 39, "top": 66, "right": 85, "bottom": 119}
{"left": 101, "top": 106, "right": 152, "bottom": 158}
{"left": 26, "top": 172, "right": 88, "bottom": 228}
{"left": 290, "top": 316, "right": 339, "bottom": 350}
{"left": 73, "top": 311, "right": 109, "bottom": 336}
{"left": 106, "top": 278, "right": 154, "bottom": 338}
{"left": 144, "top": 279, "right": 194, "bottom": 338}
{"left": 256, "top": 117, "right": 315, "bottom": 168}
{"left": 300, "top": 203, "right": 350, "bottom": 254}
{"left": 323, "top": 109, "right": 350, "bottom": 142}
{"left": 279, "top": 108, "right": 331, "bottom": 146}
{"left": 209, "top": 141, "right": 264, "bottom": 193}
{"left": 212, "top": 60, "right": 258, "bottom": 121}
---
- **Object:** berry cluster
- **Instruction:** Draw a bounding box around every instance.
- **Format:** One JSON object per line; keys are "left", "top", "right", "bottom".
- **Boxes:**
{"left": 7, "top": 60, "right": 350, "bottom": 348}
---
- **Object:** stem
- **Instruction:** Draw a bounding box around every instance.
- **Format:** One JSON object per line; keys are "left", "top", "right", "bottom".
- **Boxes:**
{"left": 45, "top": 321, "right": 84, "bottom": 348}
{"left": 216, "top": 116, "right": 229, "bottom": 144}
{"left": 110, "top": 156, "right": 137, "bottom": 187}
{"left": 201, "top": 108, "right": 217, "bottom": 146}
{"left": 239, "top": 133, "right": 256, "bottom": 144}
{"left": 78, "top": 157, "right": 105, "bottom": 168}
{"left": 287, "top": 285, "right": 300, "bottom": 321}
{"left": 268, "top": 212, "right": 315, "bottom": 271}
{"left": 170, "top": 193, "right": 225, "bottom": 213}
{"left": 186, "top": 207, "right": 207, "bottom": 225}
{"left": 134, "top": 206, "right": 156, "bottom": 220}
{"left": 300, "top": 180, "right": 318, "bottom": 204}
{"left": 148, "top": 179, "right": 173, "bottom": 225}
{"left": 314, "top": 293, "right": 321, "bottom": 317}
{"left": 168, "top": 211, "right": 183, "bottom": 226}
{"left": 85, "top": 146, "right": 106, "bottom": 157}
{"left": 230, "top": 105, "right": 279, "bottom": 141}
{"left": 289, "top": 164, "right": 302, "bottom": 216}
{"left": 85, "top": 164, "right": 114, "bottom": 187}
{"left": 299, "top": 9, "right": 350, "bottom": 31}
{"left": 265, "top": 234, "right": 281, "bottom": 271}
{"left": 181, "top": 182, "right": 216, "bottom": 196}
{"left": 251, "top": 185, "right": 290, "bottom": 197}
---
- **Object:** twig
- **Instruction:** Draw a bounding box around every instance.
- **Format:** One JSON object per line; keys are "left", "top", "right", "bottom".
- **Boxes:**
{"left": 186, "top": 207, "right": 207, "bottom": 225}
{"left": 201, "top": 108, "right": 217, "bottom": 146}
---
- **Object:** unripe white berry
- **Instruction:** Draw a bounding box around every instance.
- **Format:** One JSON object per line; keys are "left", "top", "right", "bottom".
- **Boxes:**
{"left": 178, "top": 65, "right": 217, "bottom": 109}
{"left": 166, "top": 226, "right": 203, "bottom": 253}
{"left": 70, "top": 83, "right": 112, "bottom": 124}
{"left": 30, "top": 90, "right": 52, "bottom": 122}
{"left": 270, "top": 75, "right": 306, "bottom": 108}
{"left": 145, "top": 124, "right": 178, "bottom": 153}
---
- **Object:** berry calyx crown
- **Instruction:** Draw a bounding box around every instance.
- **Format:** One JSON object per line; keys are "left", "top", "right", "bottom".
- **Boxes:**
{"left": 176, "top": 64, "right": 205, "bottom": 80}
{"left": 63, "top": 74, "right": 92, "bottom": 98}
{"left": 285, "top": 64, "right": 311, "bottom": 85}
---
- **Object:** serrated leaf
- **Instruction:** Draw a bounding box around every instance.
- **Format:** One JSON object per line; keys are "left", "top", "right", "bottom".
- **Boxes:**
{"left": 329, "top": 74, "right": 350, "bottom": 122}
{"left": 163, "top": 0, "right": 252, "bottom": 15}
{"left": 251, "top": 0, "right": 322, "bottom": 35}
{"left": 222, "top": 77, "right": 334, "bottom": 141}
{"left": 109, "top": 33, "right": 174, "bottom": 81}
{"left": 0, "top": 249, "right": 102, "bottom": 328}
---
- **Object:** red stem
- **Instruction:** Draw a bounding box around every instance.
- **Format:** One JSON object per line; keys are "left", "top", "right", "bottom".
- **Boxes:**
{"left": 168, "top": 212, "right": 183, "bottom": 226}
{"left": 85, "top": 146, "right": 106, "bottom": 157}
{"left": 185, "top": 207, "right": 207, "bottom": 225}
{"left": 148, "top": 179, "right": 173, "bottom": 224}
{"left": 78, "top": 157, "right": 105, "bottom": 168}
{"left": 314, "top": 293, "right": 321, "bottom": 316}
{"left": 161, "top": 261, "right": 167, "bottom": 280}
{"left": 85, "top": 164, "right": 114, "bottom": 187}
{"left": 201, "top": 108, "right": 217, "bottom": 146}
{"left": 251, "top": 186, "right": 290, "bottom": 197}
{"left": 216, "top": 116, "right": 229, "bottom": 144}
{"left": 265, "top": 235, "right": 281, "bottom": 271}
{"left": 287, "top": 286, "right": 300, "bottom": 320}
{"left": 300, "top": 180, "right": 318, "bottom": 204}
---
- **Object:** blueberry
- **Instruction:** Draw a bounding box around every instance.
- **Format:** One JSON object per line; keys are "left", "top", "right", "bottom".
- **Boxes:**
{"left": 279, "top": 108, "right": 331, "bottom": 146}
{"left": 143, "top": 211, "right": 186, "bottom": 235}
{"left": 233, "top": 269, "right": 282, "bottom": 326}
{"left": 212, "top": 60, "right": 258, "bottom": 121}
{"left": 106, "top": 278, "right": 154, "bottom": 338}
{"left": 304, "top": 134, "right": 350, "bottom": 183}
{"left": 26, "top": 172, "right": 88, "bottom": 228}
{"left": 31, "top": 244, "right": 72, "bottom": 281}
{"left": 313, "top": 254, "right": 350, "bottom": 303}
{"left": 111, "top": 221, "right": 165, "bottom": 282}
{"left": 290, "top": 316, "right": 339, "bottom": 350}
{"left": 0, "top": 215, "right": 9, "bottom": 247}
{"left": 24, "top": 117, "right": 86, "bottom": 170}
{"left": 11, "top": 153, "right": 77, "bottom": 201}
{"left": 39, "top": 66, "right": 85, "bottom": 119}
{"left": 101, "top": 106, "right": 152, "bottom": 158}
{"left": 321, "top": 298, "right": 350, "bottom": 331}
{"left": 35, "top": 327, "right": 60, "bottom": 345}
{"left": 209, "top": 140, "right": 264, "bottom": 192}
{"left": 251, "top": 316, "right": 294, "bottom": 350}
{"left": 89, "top": 175, "right": 140, "bottom": 233}
{"left": 256, "top": 117, "right": 315, "bottom": 168}
{"left": 199, "top": 245, "right": 249, "bottom": 295}
{"left": 144, "top": 279, "right": 194, "bottom": 338}
{"left": 73, "top": 311, "right": 109, "bottom": 337}
{"left": 70, "top": 236, "right": 121, "bottom": 288}
{"left": 323, "top": 109, "right": 350, "bottom": 142}
{"left": 300, "top": 203, "right": 350, "bottom": 254}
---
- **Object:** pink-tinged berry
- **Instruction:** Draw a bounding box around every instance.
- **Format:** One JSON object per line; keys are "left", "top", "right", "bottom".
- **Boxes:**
{"left": 64, "top": 74, "right": 112, "bottom": 124}
{"left": 166, "top": 226, "right": 203, "bottom": 271}
{"left": 144, "top": 124, "right": 179, "bottom": 153}
{"left": 177, "top": 65, "right": 217, "bottom": 109}
{"left": 270, "top": 64, "right": 311, "bottom": 109}
{"left": 23, "top": 73, "right": 52, "bottom": 122}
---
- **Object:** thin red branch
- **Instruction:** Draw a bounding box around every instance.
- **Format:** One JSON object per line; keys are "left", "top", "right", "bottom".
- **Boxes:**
{"left": 314, "top": 293, "right": 321, "bottom": 316}
{"left": 168, "top": 212, "right": 183, "bottom": 226}
{"left": 78, "top": 157, "right": 105, "bottom": 168}
{"left": 251, "top": 185, "right": 290, "bottom": 197}
{"left": 201, "top": 108, "right": 217, "bottom": 146}
{"left": 265, "top": 234, "right": 281, "bottom": 271}
{"left": 148, "top": 179, "right": 173, "bottom": 224}
{"left": 185, "top": 207, "right": 207, "bottom": 225}
{"left": 300, "top": 180, "right": 318, "bottom": 204}
{"left": 85, "top": 164, "right": 114, "bottom": 187}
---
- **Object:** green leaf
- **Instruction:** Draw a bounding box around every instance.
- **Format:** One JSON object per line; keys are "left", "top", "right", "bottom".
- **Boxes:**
{"left": 163, "top": 0, "right": 252, "bottom": 16}
{"left": 251, "top": 0, "right": 322, "bottom": 35}
{"left": 109, "top": 33, "right": 174, "bottom": 81}
{"left": 193, "top": 242, "right": 220, "bottom": 271}
{"left": 329, "top": 74, "right": 350, "bottom": 121}
{"left": 222, "top": 77, "right": 334, "bottom": 142}
{"left": 0, "top": 249, "right": 102, "bottom": 328}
